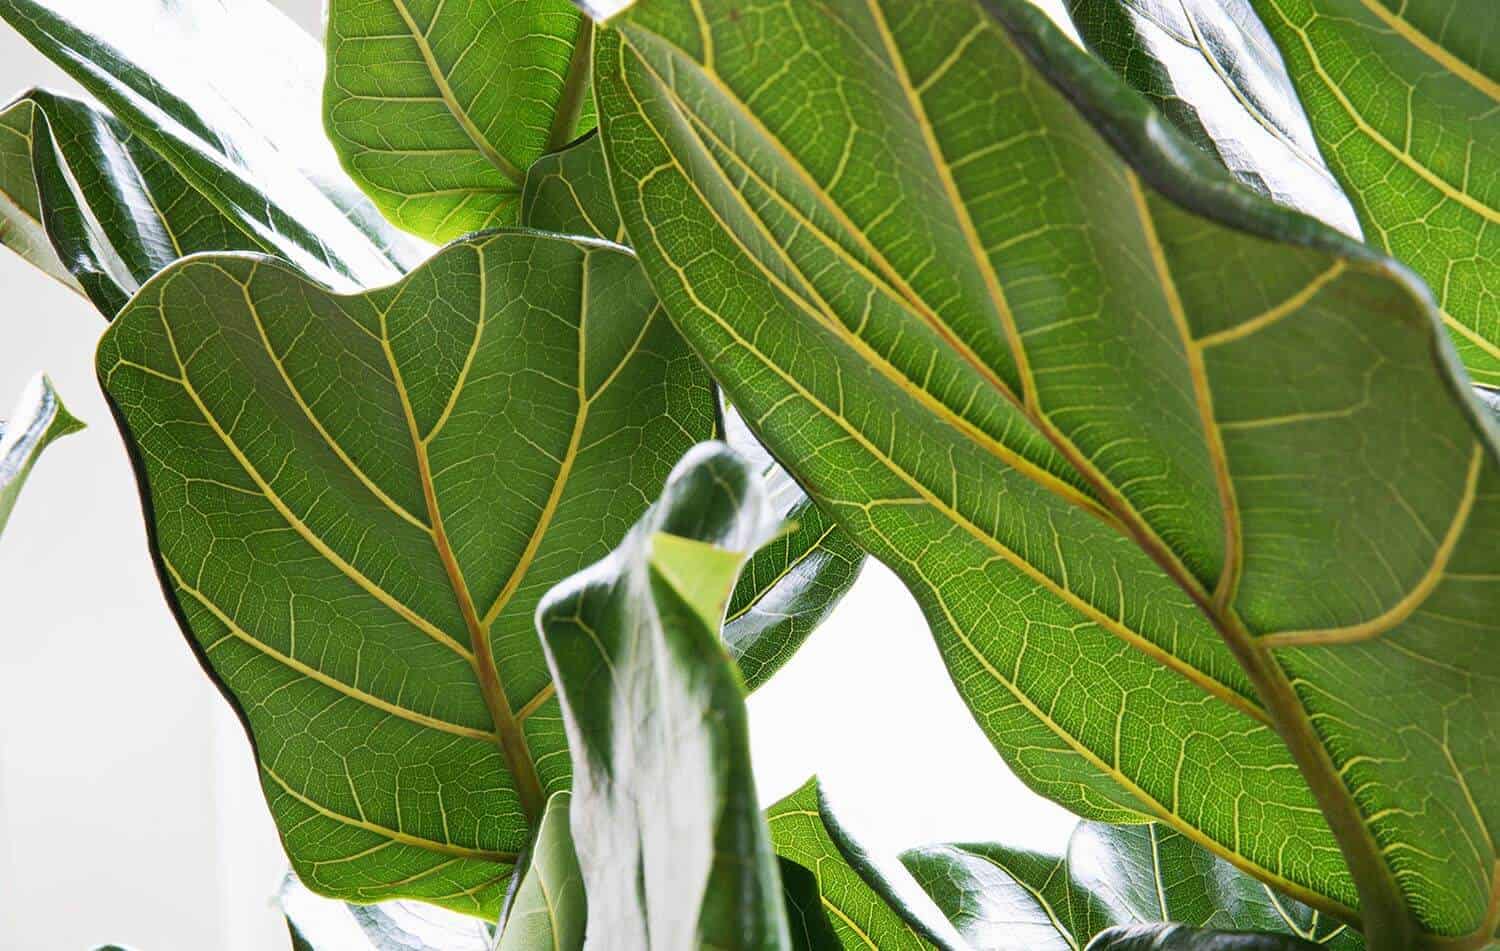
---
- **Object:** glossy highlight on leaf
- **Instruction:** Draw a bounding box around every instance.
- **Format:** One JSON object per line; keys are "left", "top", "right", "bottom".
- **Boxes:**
{"left": 536, "top": 441, "right": 792, "bottom": 950}
{"left": 97, "top": 231, "right": 715, "bottom": 915}
{"left": 280, "top": 871, "right": 493, "bottom": 951}
{"left": 0, "top": 372, "right": 80, "bottom": 535}
{"left": 1085, "top": 923, "right": 1321, "bottom": 951}
{"left": 589, "top": 0, "right": 1500, "bottom": 942}
{"left": 325, "top": 0, "right": 598, "bottom": 243}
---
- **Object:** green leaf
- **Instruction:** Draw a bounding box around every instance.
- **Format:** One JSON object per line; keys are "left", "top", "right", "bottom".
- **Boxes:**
{"left": 97, "top": 231, "right": 715, "bottom": 915}
{"left": 0, "top": 0, "right": 428, "bottom": 292}
{"left": 1239, "top": 0, "right": 1500, "bottom": 384}
{"left": 779, "top": 858, "right": 842, "bottom": 951}
{"left": 536, "top": 441, "right": 791, "bottom": 949}
{"left": 0, "top": 93, "right": 78, "bottom": 293}
{"left": 767, "top": 777, "right": 963, "bottom": 951}
{"left": 1060, "top": 0, "right": 1362, "bottom": 237}
{"left": 0, "top": 372, "right": 81, "bottom": 535}
{"left": 590, "top": 0, "right": 1500, "bottom": 943}
{"left": 495, "top": 791, "right": 585, "bottom": 951}
{"left": 280, "top": 871, "right": 494, "bottom": 951}
{"left": 324, "top": 0, "right": 598, "bottom": 243}
{"left": 1084, "top": 924, "right": 1320, "bottom": 951}
{"left": 903, "top": 821, "right": 1361, "bottom": 950}
{"left": 522, "top": 133, "right": 866, "bottom": 691}
{"left": 0, "top": 88, "right": 264, "bottom": 316}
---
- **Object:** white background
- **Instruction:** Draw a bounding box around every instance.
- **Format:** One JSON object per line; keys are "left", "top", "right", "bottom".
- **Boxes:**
{"left": 0, "top": 3, "right": 1077, "bottom": 948}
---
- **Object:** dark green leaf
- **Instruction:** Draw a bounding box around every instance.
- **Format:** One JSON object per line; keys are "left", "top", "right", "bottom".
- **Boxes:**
{"left": 1246, "top": 0, "right": 1498, "bottom": 384}
{"left": 279, "top": 871, "right": 493, "bottom": 951}
{"left": 496, "top": 791, "right": 585, "bottom": 951}
{"left": 766, "top": 777, "right": 962, "bottom": 951}
{"left": 1085, "top": 924, "right": 1319, "bottom": 951}
{"left": 903, "top": 821, "right": 1361, "bottom": 950}
{"left": 0, "top": 0, "right": 428, "bottom": 292}
{"left": 97, "top": 231, "right": 715, "bottom": 915}
{"left": 0, "top": 372, "right": 81, "bottom": 534}
{"left": 590, "top": 0, "right": 1500, "bottom": 942}
{"left": 0, "top": 92, "right": 78, "bottom": 292}
{"left": 779, "top": 857, "right": 842, "bottom": 951}
{"left": 1061, "top": 0, "right": 1361, "bottom": 236}
{"left": 325, "top": 0, "right": 598, "bottom": 243}
{"left": 536, "top": 441, "right": 791, "bottom": 949}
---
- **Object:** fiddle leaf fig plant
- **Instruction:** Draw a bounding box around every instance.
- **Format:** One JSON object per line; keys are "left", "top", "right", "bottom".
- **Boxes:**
{"left": 0, "top": 0, "right": 1496, "bottom": 948}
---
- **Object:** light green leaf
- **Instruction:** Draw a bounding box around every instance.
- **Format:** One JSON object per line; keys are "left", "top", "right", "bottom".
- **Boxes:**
{"left": 536, "top": 442, "right": 791, "bottom": 949}
{"left": 590, "top": 0, "right": 1500, "bottom": 943}
{"left": 0, "top": 372, "right": 80, "bottom": 535}
{"left": 0, "top": 88, "right": 262, "bottom": 316}
{"left": 280, "top": 871, "right": 494, "bottom": 951}
{"left": 97, "top": 231, "right": 715, "bottom": 915}
{"left": 521, "top": 133, "right": 623, "bottom": 243}
{"left": 767, "top": 778, "right": 963, "bottom": 951}
{"left": 903, "top": 821, "right": 1361, "bottom": 950}
{"left": 325, "top": 0, "right": 598, "bottom": 243}
{"left": 1085, "top": 924, "right": 1321, "bottom": 951}
{"left": 0, "top": 0, "right": 428, "bottom": 292}
{"left": 1240, "top": 0, "right": 1500, "bottom": 384}
{"left": 497, "top": 791, "right": 585, "bottom": 951}
{"left": 1060, "top": 0, "right": 1362, "bottom": 237}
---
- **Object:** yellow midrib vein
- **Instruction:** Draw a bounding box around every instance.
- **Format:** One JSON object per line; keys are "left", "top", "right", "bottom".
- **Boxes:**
{"left": 1350, "top": 0, "right": 1500, "bottom": 103}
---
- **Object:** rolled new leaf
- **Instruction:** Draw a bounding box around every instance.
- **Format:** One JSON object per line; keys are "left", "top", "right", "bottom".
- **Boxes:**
{"left": 902, "top": 821, "right": 1360, "bottom": 950}
{"left": 98, "top": 232, "right": 715, "bottom": 915}
{"left": 588, "top": 0, "right": 1500, "bottom": 942}
{"left": 0, "top": 373, "right": 81, "bottom": 535}
{"left": 325, "top": 0, "right": 598, "bottom": 243}
{"left": 0, "top": 0, "right": 428, "bottom": 292}
{"left": 536, "top": 442, "right": 792, "bottom": 949}
{"left": 1085, "top": 923, "right": 1319, "bottom": 950}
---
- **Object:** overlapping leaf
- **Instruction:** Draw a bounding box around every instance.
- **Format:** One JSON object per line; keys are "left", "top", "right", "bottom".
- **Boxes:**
{"left": 281, "top": 871, "right": 494, "bottom": 951}
{"left": 496, "top": 791, "right": 585, "bottom": 951}
{"left": 521, "top": 133, "right": 866, "bottom": 691}
{"left": 1061, "top": 0, "right": 1361, "bottom": 237}
{"left": 904, "top": 821, "right": 1360, "bottom": 949}
{"left": 0, "top": 93, "right": 77, "bottom": 292}
{"left": 536, "top": 441, "right": 791, "bottom": 948}
{"left": 1234, "top": 0, "right": 1499, "bottom": 384}
{"left": 0, "top": 0, "right": 428, "bottom": 294}
{"left": 1086, "top": 924, "right": 1320, "bottom": 950}
{"left": 97, "top": 231, "right": 715, "bottom": 915}
{"left": 325, "top": 0, "right": 598, "bottom": 243}
{"left": 589, "top": 0, "right": 1500, "bottom": 942}
{"left": 0, "top": 372, "right": 80, "bottom": 534}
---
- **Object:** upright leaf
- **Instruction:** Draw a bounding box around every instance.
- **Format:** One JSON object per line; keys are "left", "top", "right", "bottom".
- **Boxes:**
{"left": 1061, "top": 0, "right": 1362, "bottom": 237}
{"left": 536, "top": 442, "right": 791, "bottom": 949}
{"left": 496, "top": 792, "right": 586, "bottom": 951}
{"left": 325, "top": 0, "right": 598, "bottom": 243}
{"left": 903, "top": 821, "right": 1360, "bottom": 949}
{"left": 0, "top": 372, "right": 80, "bottom": 534}
{"left": 589, "top": 0, "right": 1500, "bottom": 943}
{"left": 98, "top": 232, "right": 715, "bottom": 915}
{"left": 0, "top": 0, "right": 428, "bottom": 292}
{"left": 1240, "top": 0, "right": 1498, "bottom": 383}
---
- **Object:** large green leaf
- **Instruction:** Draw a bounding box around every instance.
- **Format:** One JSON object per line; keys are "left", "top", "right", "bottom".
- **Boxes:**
{"left": 0, "top": 0, "right": 428, "bottom": 292}
{"left": 767, "top": 778, "right": 962, "bottom": 951}
{"left": 0, "top": 372, "right": 81, "bottom": 535}
{"left": 589, "top": 0, "right": 1500, "bottom": 943}
{"left": 325, "top": 0, "right": 597, "bottom": 244}
{"left": 1236, "top": 0, "right": 1499, "bottom": 384}
{"left": 536, "top": 441, "right": 791, "bottom": 949}
{"left": 97, "top": 231, "right": 715, "bottom": 915}
{"left": 521, "top": 132, "right": 866, "bottom": 691}
{"left": 903, "top": 821, "right": 1360, "bottom": 950}
{"left": 1060, "top": 0, "right": 1361, "bottom": 237}
{"left": 0, "top": 89, "right": 264, "bottom": 316}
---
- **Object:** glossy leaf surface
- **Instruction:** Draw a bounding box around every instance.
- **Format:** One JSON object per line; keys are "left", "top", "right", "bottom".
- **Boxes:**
{"left": 591, "top": 0, "right": 1500, "bottom": 941}
{"left": 98, "top": 232, "right": 715, "bottom": 915}
{"left": 536, "top": 442, "right": 790, "bottom": 949}
{"left": 0, "top": 372, "right": 80, "bottom": 535}
{"left": 903, "top": 821, "right": 1360, "bottom": 950}
{"left": 0, "top": 0, "right": 428, "bottom": 292}
{"left": 280, "top": 871, "right": 493, "bottom": 951}
{"left": 496, "top": 791, "right": 585, "bottom": 951}
{"left": 1061, "top": 0, "right": 1361, "bottom": 237}
{"left": 767, "top": 778, "right": 961, "bottom": 951}
{"left": 521, "top": 133, "right": 866, "bottom": 691}
{"left": 0, "top": 92, "right": 78, "bottom": 292}
{"left": 1242, "top": 0, "right": 1500, "bottom": 384}
{"left": 0, "top": 89, "right": 261, "bottom": 316}
{"left": 1085, "top": 924, "right": 1320, "bottom": 951}
{"left": 325, "top": 0, "right": 597, "bottom": 243}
